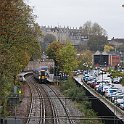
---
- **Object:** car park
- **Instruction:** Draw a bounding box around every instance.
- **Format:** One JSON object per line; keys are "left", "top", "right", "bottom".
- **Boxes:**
{"left": 77, "top": 69, "right": 124, "bottom": 112}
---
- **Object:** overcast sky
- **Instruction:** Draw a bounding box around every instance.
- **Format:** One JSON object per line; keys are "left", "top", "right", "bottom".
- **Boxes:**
{"left": 26, "top": 0, "right": 124, "bottom": 39}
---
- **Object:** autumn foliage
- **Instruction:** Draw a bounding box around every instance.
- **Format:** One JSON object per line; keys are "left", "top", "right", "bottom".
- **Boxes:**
{"left": 0, "top": 0, "right": 41, "bottom": 110}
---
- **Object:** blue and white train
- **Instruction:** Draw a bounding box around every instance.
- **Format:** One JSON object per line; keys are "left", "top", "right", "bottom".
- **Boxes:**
{"left": 33, "top": 66, "right": 49, "bottom": 83}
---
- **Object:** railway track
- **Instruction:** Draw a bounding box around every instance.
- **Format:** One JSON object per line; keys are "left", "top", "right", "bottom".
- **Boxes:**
{"left": 26, "top": 76, "right": 56, "bottom": 124}
{"left": 26, "top": 75, "right": 78, "bottom": 124}
{"left": 41, "top": 84, "right": 76, "bottom": 124}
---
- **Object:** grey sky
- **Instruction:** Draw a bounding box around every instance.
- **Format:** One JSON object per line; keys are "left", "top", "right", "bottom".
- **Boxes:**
{"left": 27, "top": 0, "right": 124, "bottom": 39}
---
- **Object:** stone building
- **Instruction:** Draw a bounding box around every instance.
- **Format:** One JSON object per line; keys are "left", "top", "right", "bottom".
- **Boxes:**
{"left": 108, "top": 37, "right": 124, "bottom": 49}
{"left": 41, "top": 26, "right": 89, "bottom": 49}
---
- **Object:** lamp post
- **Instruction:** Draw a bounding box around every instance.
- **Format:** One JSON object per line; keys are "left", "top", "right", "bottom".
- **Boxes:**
{"left": 104, "top": 62, "right": 107, "bottom": 71}
{"left": 86, "top": 64, "right": 89, "bottom": 74}
{"left": 101, "top": 69, "right": 104, "bottom": 95}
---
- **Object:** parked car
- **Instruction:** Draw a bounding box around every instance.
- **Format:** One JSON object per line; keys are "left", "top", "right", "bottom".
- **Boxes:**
{"left": 115, "top": 96, "right": 124, "bottom": 106}
{"left": 96, "top": 83, "right": 112, "bottom": 95}
{"left": 87, "top": 79, "right": 96, "bottom": 85}
{"left": 82, "top": 74, "right": 91, "bottom": 82}
{"left": 112, "top": 77, "right": 122, "bottom": 84}
{"left": 95, "top": 81, "right": 112, "bottom": 91}
{"left": 104, "top": 88, "right": 119, "bottom": 98}
{"left": 95, "top": 82, "right": 106, "bottom": 91}
{"left": 119, "top": 102, "right": 124, "bottom": 110}
{"left": 90, "top": 81, "right": 100, "bottom": 89}
{"left": 111, "top": 93, "right": 124, "bottom": 103}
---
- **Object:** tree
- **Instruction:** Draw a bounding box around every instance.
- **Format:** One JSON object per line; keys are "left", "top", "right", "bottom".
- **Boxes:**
{"left": 88, "top": 35, "right": 108, "bottom": 51}
{"left": 43, "top": 34, "right": 56, "bottom": 51}
{"left": 44, "top": 34, "right": 56, "bottom": 44}
{"left": 0, "top": 0, "right": 42, "bottom": 115}
{"left": 46, "top": 41, "right": 63, "bottom": 66}
{"left": 78, "top": 50, "right": 93, "bottom": 70}
{"left": 81, "top": 21, "right": 108, "bottom": 51}
{"left": 91, "top": 23, "right": 107, "bottom": 36}
{"left": 58, "top": 42, "right": 78, "bottom": 75}
{"left": 1, "top": 0, "right": 42, "bottom": 75}
{"left": 47, "top": 41, "right": 78, "bottom": 75}
{"left": 82, "top": 21, "right": 107, "bottom": 36}
{"left": 104, "top": 44, "right": 114, "bottom": 52}
{"left": 82, "top": 21, "right": 92, "bottom": 35}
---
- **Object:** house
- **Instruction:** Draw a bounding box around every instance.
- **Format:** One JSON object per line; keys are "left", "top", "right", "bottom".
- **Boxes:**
{"left": 108, "top": 37, "right": 124, "bottom": 48}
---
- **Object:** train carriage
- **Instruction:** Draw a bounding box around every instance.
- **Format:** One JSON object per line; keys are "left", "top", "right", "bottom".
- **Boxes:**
{"left": 33, "top": 66, "right": 49, "bottom": 83}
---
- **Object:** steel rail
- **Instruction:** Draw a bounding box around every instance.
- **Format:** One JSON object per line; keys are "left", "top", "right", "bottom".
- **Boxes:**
{"left": 30, "top": 76, "right": 57, "bottom": 124}
{"left": 26, "top": 76, "right": 44, "bottom": 124}
{"left": 42, "top": 84, "right": 75, "bottom": 124}
{"left": 38, "top": 83, "right": 58, "bottom": 124}
{"left": 30, "top": 77, "right": 46, "bottom": 124}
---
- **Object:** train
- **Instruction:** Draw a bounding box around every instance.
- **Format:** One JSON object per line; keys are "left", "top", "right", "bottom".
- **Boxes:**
{"left": 17, "top": 73, "right": 26, "bottom": 82}
{"left": 33, "top": 66, "right": 50, "bottom": 83}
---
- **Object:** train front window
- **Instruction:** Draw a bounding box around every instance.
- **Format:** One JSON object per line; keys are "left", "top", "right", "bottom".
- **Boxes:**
{"left": 41, "top": 71, "right": 45, "bottom": 76}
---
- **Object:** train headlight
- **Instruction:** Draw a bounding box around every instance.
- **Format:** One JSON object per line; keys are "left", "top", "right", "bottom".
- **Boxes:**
{"left": 39, "top": 76, "right": 41, "bottom": 79}
{"left": 42, "top": 76, "right": 45, "bottom": 79}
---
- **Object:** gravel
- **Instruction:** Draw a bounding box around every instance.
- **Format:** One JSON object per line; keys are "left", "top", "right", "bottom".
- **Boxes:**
{"left": 15, "top": 83, "right": 82, "bottom": 124}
